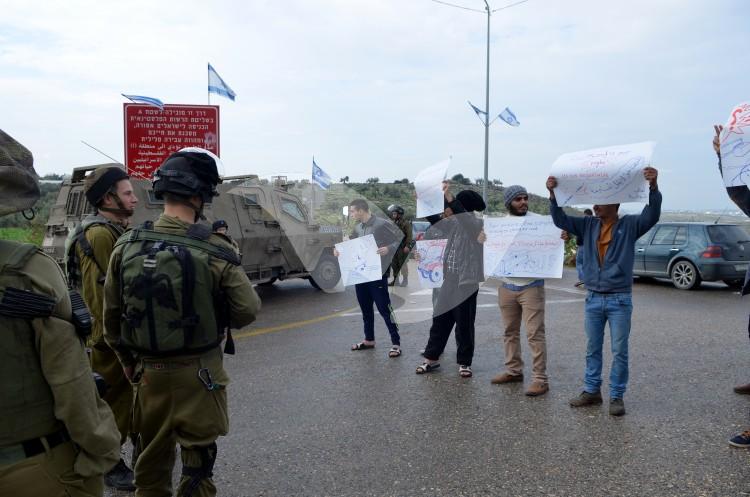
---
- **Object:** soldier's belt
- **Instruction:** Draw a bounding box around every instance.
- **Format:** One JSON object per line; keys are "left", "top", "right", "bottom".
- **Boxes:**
{"left": 0, "top": 429, "right": 70, "bottom": 467}
{"left": 142, "top": 358, "right": 202, "bottom": 370}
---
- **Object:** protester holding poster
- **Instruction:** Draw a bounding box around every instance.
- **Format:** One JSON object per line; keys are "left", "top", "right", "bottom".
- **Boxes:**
{"left": 490, "top": 185, "right": 550, "bottom": 397}
{"left": 713, "top": 124, "right": 750, "bottom": 448}
{"left": 335, "top": 199, "right": 403, "bottom": 357}
{"left": 546, "top": 166, "right": 660, "bottom": 416}
{"left": 416, "top": 183, "right": 485, "bottom": 378}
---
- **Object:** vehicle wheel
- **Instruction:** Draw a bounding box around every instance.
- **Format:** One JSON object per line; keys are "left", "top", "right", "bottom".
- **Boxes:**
{"left": 670, "top": 260, "right": 701, "bottom": 290}
{"left": 257, "top": 277, "right": 277, "bottom": 287}
{"left": 310, "top": 254, "right": 341, "bottom": 290}
{"left": 723, "top": 279, "right": 743, "bottom": 289}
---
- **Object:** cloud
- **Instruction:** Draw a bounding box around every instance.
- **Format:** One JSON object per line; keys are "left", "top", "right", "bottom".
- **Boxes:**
{"left": 1, "top": 0, "right": 749, "bottom": 209}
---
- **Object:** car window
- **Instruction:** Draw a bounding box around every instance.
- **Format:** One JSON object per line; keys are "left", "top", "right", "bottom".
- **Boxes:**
{"left": 651, "top": 226, "right": 677, "bottom": 245}
{"left": 281, "top": 198, "right": 306, "bottom": 223}
{"left": 636, "top": 227, "right": 656, "bottom": 245}
{"left": 707, "top": 225, "right": 750, "bottom": 244}
{"left": 674, "top": 226, "right": 687, "bottom": 245}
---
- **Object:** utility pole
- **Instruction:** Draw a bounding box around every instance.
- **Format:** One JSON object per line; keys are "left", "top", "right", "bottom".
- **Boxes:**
{"left": 431, "top": 0, "right": 529, "bottom": 202}
{"left": 482, "top": 0, "right": 491, "bottom": 201}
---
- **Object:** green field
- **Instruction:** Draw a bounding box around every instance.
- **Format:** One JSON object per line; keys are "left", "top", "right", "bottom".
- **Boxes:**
{"left": 0, "top": 226, "right": 44, "bottom": 246}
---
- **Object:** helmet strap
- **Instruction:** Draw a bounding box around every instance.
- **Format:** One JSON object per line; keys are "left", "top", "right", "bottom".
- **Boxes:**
{"left": 98, "top": 192, "right": 134, "bottom": 219}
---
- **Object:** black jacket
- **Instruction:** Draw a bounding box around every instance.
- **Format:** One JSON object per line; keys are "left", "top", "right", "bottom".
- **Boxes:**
{"left": 718, "top": 155, "right": 750, "bottom": 295}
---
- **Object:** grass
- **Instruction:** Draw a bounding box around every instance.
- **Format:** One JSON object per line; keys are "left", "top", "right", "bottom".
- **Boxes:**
{"left": 0, "top": 226, "right": 45, "bottom": 246}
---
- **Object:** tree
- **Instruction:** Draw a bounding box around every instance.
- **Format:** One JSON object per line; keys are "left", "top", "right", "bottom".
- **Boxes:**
{"left": 366, "top": 177, "right": 379, "bottom": 184}
{"left": 340, "top": 176, "right": 349, "bottom": 184}
{"left": 492, "top": 179, "right": 503, "bottom": 187}
{"left": 451, "top": 173, "right": 471, "bottom": 186}
{"left": 474, "top": 178, "right": 484, "bottom": 186}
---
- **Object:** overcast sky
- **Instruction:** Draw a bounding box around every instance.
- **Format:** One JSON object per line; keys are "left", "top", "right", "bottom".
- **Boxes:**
{"left": 2, "top": 0, "right": 749, "bottom": 210}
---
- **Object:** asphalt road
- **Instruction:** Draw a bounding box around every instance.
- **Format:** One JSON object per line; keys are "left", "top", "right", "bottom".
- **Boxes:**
{"left": 108, "top": 265, "right": 750, "bottom": 497}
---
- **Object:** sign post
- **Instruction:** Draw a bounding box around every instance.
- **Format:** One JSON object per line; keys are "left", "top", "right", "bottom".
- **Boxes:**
{"left": 123, "top": 104, "right": 220, "bottom": 179}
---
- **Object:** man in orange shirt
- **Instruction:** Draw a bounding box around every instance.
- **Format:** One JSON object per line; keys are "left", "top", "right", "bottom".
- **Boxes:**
{"left": 547, "top": 167, "right": 660, "bottom": 416}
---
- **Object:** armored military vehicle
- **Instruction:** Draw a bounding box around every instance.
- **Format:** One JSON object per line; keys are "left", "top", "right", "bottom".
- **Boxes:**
{"left": 42, "top": 164, "right": 343, "bottom": 290}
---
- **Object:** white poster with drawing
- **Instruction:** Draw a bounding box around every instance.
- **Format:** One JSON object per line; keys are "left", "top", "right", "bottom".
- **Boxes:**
{"left": 416, "top": 239, "right": 448, "bottom": 289}
{"left": 550, "top": 142, "right": 655, "bottom": 206}
{"left": 483, "top": 216, "right": 564, "bottom": 279}
{"left": 415, "top": 159, "right": 450, "bottom": 218}
{"left": 335, "top": 234, "right": 383, "bottom": 286}
{"left": 719, "top": 102, "right": 750, "bottom": 187}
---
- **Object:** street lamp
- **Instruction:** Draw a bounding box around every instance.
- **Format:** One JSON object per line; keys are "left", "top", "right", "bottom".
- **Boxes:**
{"left": 431, "top": 0, "right": 529, "bottom": 201}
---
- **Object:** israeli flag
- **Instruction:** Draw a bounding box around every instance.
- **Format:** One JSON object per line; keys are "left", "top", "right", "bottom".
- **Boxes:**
{"left": 122, "top": 94, "right": 164, "bottom": 110}
{"left": 498, "top": 107, "right": 520, "bottom": 127}
{"left": 468, "top": 101, "right": 487, "bottom": 118}
{"left": 312, "top": 159, "right": 332, "bottom": 190}
{"left": 208, "top": 63, "right": 236, "bottom": 101}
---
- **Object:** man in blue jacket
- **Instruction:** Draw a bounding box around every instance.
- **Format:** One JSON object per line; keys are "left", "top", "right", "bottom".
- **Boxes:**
{"left": 546, "top": 167, "right": 660, "bottom": 416}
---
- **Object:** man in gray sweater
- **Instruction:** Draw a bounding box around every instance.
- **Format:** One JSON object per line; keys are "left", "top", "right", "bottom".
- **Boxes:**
{"left": 546, "top": 167, "right": 660, "bottom": 416}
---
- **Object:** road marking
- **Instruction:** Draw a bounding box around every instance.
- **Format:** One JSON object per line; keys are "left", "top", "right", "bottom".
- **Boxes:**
{"left": 339, "top": 298, "right": 583, "bottom": 317}
{"left": 235, "top": 292, "right": 586, "bottom": 338}
{"left": 234, "top": 306, "right": 359, "bottom": 339}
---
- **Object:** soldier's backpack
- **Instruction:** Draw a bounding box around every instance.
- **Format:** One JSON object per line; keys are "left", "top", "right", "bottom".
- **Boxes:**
{"left": 0, "top": 241, "right": 56, "bottom": 321}
{"left": 114, "top": 222, "right": 241, "bottom": 357}
{"left": 65, "top": 217, "right": 123, "bottom": 288}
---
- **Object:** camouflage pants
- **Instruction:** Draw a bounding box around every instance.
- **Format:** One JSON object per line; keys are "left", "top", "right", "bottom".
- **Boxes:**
{"left": 0, "top": 441, "right": 103, "bottom": 497}
{"left": 391, "top": 250, "right": 409, "bottom": 278}
{"left": 132, "top": 349, "right": 228, "bottom": 497}
{"left": 91, "top": 341, "right": 133, "bottom": 445}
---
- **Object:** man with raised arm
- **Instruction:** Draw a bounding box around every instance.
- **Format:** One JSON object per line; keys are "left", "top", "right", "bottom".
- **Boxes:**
{"left": 546, "top": 166, "right": 660, "bottom": 416}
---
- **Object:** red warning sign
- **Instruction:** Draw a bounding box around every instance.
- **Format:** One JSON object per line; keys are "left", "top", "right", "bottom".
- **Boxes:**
{"left": 123, "top": 104, "right": 220, "bottom": 179}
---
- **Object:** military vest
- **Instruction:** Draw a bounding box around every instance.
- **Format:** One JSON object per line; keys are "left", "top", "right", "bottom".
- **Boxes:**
{"left": 114, "top": 223, "right": 240, "bottom": 357}
{"left": 0, "top": 241, "right": 60, "bottom": 446}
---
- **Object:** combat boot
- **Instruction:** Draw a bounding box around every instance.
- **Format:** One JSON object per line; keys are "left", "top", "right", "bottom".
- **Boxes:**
{"left": 105, "top": 458, "right": 136, "bottom": 491}
{"left": 569, "top": 390, "right": 603, "bottom": 407}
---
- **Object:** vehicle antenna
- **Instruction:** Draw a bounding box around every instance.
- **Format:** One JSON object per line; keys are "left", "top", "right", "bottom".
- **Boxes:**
{"left": 80, "top": 140, "right": 123, "bottom": 165}
{"left": 714, "top": 206, "right": 730, "bottom": 224}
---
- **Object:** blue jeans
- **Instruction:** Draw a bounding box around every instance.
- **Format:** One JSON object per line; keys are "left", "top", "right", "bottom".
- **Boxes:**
{"left": 575, "top": 247, "right": 585, "bottom": 281}
{"left": 583, "top": 291, "right": 633, "bottom": 399}
{"left": 355, "top": 276, "right": 400, "bottom": 345}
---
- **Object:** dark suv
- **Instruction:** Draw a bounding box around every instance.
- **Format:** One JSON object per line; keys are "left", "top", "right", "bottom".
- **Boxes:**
{"left": 633, "top": 222, "right": 750, "bottom": 290}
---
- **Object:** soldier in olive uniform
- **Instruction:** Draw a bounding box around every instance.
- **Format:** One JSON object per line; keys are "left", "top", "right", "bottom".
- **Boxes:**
{"left": 103, "top": 148, "right": 261, "bottom": 497}
{"left": 0, "top": 129, "right": 121, "bottom": 497}
{"left": 387, "top": 204, "right": 412, "bottom": 287}
{"left": 67, "top": 165, "right": 138, "bottom": 490}
{"left": 212, "top": 219, "right": 241, "bottom": 256}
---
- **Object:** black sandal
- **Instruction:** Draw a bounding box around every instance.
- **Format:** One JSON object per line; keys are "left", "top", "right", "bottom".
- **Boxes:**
{"left": 351, "top": 342, "right": 375, "bottom": 351}
{"left": 416, "top": 362, "right": 440, "bottom": 374}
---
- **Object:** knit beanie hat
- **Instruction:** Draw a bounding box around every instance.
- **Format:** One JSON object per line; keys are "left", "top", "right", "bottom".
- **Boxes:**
{"left": 503, "top": 185, "right": 527, "bottom": 209}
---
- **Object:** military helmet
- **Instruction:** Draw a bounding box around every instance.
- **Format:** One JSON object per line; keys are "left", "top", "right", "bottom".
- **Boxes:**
{"left": 0, "top": 129, "right": 40, "bottom": 217}
{"left": 212, "top": 219, "right": 228, "bottom": 231}
{"left": 152, "top": 148, "right": 222, "bottom": 203}
{"left": 83, "top": 165, "right": 129, "bottom": 206}
{"left": 387, "top": 204, "right": 404, "bottom": 216}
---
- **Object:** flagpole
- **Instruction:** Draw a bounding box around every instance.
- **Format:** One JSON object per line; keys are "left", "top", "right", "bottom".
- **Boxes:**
{"left": 207, "top": 63, "right": 210, "bottom": 105}
{"left": 482, "top": 0, "right": 491, "bottom": 202}
{"left": 311, "top": 156, "right": 315, "bottom": 223}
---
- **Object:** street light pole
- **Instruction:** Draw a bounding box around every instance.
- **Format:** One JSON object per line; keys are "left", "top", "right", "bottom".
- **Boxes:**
{"left": 482, "top": 0, "right": 491, "bottom": 202}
